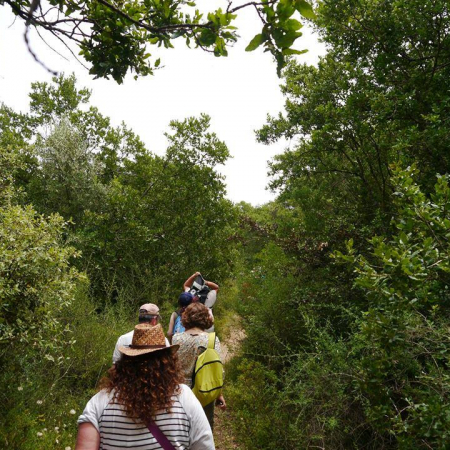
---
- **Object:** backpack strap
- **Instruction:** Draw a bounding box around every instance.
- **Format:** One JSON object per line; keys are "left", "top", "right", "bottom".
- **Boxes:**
{"left": 208, "top": 332, "right": 215, "bottom": 350}
{"left": 147, "top": 421, "right": 176, "bottom": 450}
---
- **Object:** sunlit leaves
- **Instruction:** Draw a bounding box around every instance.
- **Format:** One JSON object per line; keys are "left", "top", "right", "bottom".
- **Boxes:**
{"left": 245, "top": 33, "right": 266, "bottom": 52}
{"left": 295, "top": 0, "right": 316, "bottom": 19}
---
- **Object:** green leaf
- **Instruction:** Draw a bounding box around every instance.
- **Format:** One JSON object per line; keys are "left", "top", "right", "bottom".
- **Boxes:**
{"left": 199, "top": 29, "right": 216, "bottom": 46}
{"left": 273, "top": 29, "right": 302, "bottom": 48}
{"left": 295, "top": 0, "right": 316, "bottom": 19}
{"left": 285, "top": 19, "right": 303, "bottom": 31}
{"left": 277, "top": 0, "right": 295, "bottom": 21}
{"left": 282, "top": 48, "right": 308, "bottom": 55}
{"left": 155, "top": 58, "right": 161, "bottom": 67}
{"left": 245, "top": 34, "right": 266, "bottom": 52}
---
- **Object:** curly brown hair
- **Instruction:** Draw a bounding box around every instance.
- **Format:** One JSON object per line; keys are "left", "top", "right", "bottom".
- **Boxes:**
{"left": 100, "top": 349, "right": 185, "bottom": 423}
{"left": 182, "top": 302, "right": 213, "bottom": 330}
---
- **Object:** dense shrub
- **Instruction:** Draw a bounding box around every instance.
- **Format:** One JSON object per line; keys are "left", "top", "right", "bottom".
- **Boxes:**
{"left": 337, "top": 167, "right": 450, "bottom": 448}
{"left": 230, "top": 167, "right": 450, "bottom": 449}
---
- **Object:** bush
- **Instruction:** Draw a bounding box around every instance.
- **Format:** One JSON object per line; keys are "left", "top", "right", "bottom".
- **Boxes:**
{"left": 336, "top": 166, "right": 450, "bottom": 448}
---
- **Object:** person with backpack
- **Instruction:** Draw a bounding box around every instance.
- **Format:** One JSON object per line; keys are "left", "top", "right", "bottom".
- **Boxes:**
{"left": 183, "top": 272, "right": 219, "bottom": 307}
{"left": 172, "top": 303, "right": 226, "bottom": 431}
{"left": 75, "top": 323, "right": 214, "bottom": 450}
{"left": 167, "top": 292, "right": 194, "bottom": 342}
{"left": 183, "top": 272, "right": 219, "bottom": 332}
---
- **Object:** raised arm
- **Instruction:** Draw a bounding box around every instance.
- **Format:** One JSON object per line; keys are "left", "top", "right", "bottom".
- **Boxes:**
{"left": 183, "top": 272, "right": 201, "bottom": 291}
{"left": 205, "top": 280, "right": 219, "bottom": 291}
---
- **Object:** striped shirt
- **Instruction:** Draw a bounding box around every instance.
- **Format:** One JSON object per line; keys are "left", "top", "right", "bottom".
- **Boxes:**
{"left": 78, "top": 384, "right": 214, "bottom": 449}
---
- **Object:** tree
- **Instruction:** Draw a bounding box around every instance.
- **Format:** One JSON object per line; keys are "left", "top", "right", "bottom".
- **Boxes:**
{"left": 258, "top": 0, "right": 450, "bottom": 223}
{"left": 226, "top": 1, "right": 450, "bottom": 448}
{"left": 1, "top": 75, "right": 238, "bottom": 301}
{"left": 31, "top": 119, "right": 106, "bottom": 222}
{"left": 3, "top": 0, "right": 315, "bottom": 83}
{"left": 79, "top": 113, "right": 237, "bottom": 301}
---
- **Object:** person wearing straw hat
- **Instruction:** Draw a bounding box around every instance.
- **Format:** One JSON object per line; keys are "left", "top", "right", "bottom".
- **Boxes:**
{"left": 112, "top": 303, "right": 170, "bottom": 364}
{"left": 76, "top": 323, "right": 215, "bottom": 450}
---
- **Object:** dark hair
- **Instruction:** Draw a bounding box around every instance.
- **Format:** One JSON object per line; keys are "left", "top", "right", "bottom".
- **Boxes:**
{"left": 138, "top": 314, "right": 158, "bottom": 324}
{"left": 100, "top": 350, "right": 184, "bottom": 423}
{"left": 182, "top": 303, "right": 213, "bottom": 330}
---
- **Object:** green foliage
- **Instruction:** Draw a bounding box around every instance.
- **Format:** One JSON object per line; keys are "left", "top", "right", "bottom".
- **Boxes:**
{"left": 31, "top": 120, "right": 106, "bottom": 223}
{"left": 229, "top": 2, "right": 450, "bottom": 447}
{"left": 1, "top": 75, "right": 237, "bottom": 303}
{"left": 0, "top": 74, "right": 240, "bottom": 448}
{"left": 3, "top": 0, "right": 314, "bottom": 82}
{"left": 0, "top": 200, "right": 86, "bottom": 449}
{"left": 0, "top": 286, "right": 136, "bottom": 450}
{"left": 258, "top": 0, "right": 450, "bottom": 224}
{"left": 227, "top": 359, "right": 281, "bottom": 449}
{"left": 335, "top": 167, "right": 450, "bottom": 448}
{"left": 0, "top": 203, "right": 84, "bottom": 349}
{"left": 230, "top": 169, "right": 450, "bottom": 449}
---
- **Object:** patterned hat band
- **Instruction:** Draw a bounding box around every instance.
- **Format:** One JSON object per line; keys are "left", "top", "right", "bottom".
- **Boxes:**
{"left": 127, "top": 344, "right": 166, "bottom": 349}
{"left": 119, "top": 323, "right": 179, "bottom": 357}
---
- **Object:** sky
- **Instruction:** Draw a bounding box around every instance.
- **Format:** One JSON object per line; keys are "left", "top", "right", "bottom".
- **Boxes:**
{"left": 0, "top": 3, "right": 325, "bottom": 205}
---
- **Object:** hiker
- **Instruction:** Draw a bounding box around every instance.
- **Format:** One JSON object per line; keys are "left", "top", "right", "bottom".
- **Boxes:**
{"left": 112, "top": 303, "right": 169, "bottom": 364}
{"left": 183, "top": 272, "right": 219, "bottom": 332}
{"left": 172, "top": 303, "right": 226, "bottom": 431}
{"left": 183, "top": 271, "right": 219, "bottom": 307}
{"left": 167, "top": 292, "right": 193, "bottom": 342}
{"left": 76, "top": 323, "right": 215, "bottom": 450}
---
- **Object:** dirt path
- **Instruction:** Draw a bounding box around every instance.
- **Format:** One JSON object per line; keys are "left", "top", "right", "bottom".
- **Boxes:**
{"left": 214, "top": 325, "right": 246, "bottom": 450}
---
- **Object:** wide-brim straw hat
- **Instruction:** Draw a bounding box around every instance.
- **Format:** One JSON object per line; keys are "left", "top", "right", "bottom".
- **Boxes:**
{"left": 119, "top": 323, "right": 179, "bottom": 357}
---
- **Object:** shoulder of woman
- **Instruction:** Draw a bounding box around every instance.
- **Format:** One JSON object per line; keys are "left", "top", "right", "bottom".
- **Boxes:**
{"left": 177, "top": 384, "right": 200, "bottom": 405}
{"left": 78, "top": 389, "right": 113, "bottom": 425}
{"left": 95, "top": 389, "right": 114, "bottom": 405}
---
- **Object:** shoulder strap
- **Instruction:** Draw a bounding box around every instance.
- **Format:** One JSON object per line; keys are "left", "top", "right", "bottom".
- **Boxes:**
{"left": 147, "top": 421, "right": 176, "bottom": 450}
{"left": 208, "top": 332, "right": 215, "bottom": 350}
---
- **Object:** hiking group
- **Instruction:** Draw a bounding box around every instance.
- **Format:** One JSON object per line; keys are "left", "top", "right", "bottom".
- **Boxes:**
{"left": 75, "top": 272, "right": 226, "bottom": 450}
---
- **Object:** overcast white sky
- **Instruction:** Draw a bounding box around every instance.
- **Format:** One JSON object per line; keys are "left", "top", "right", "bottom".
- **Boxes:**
{"left": 0, "top": 3, "right": 325, "bottom": 205}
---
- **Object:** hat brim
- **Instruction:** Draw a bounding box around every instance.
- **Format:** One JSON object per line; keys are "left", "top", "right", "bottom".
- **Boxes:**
{"left": 119, "top": 344, "right": 179, "bottom": 357}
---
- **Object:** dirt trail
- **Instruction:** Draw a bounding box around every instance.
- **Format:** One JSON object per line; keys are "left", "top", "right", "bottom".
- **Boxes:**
{"left": 214, "top": 325, "right": 246, "bottom": 450}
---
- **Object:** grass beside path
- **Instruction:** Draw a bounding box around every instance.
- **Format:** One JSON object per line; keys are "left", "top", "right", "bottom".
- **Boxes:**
{"left": 214, "top": 313, "right": 246, "bottom": 450}
{"left": 214, "top": 406, "right": 241, "bottom": 450}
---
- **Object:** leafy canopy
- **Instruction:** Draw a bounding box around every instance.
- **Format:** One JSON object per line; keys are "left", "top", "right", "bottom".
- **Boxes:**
{"left": 3, "top": 0, "right": 315, "bottom": 82}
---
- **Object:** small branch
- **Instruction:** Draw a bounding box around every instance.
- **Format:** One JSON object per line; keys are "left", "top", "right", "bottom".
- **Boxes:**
{"left": 228, "top": 0, "right": 277, "bottom": 15}
{"left": 35, "top": 26, "right": 69, "bottom": 61}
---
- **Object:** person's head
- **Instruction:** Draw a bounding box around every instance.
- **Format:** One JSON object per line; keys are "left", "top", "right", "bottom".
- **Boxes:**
{"left": 138, "top": 303, "right": 160, "bottom": 325}
{"left": 101, "top": 324, "right": 183, "bottom": 423}
{"left": 178, "top": 292, "right": 193, "bottom": 311}
{"left": 182, "top": 303, "right": 213, "bottom": 331}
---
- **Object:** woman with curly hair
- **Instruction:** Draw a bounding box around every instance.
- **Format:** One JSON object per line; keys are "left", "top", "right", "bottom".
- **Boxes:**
{"left": 172, "top": 303, "right": 226, "bottom": 431}
{"left": 75, "top": 323, "right": 214, "bottom": 450}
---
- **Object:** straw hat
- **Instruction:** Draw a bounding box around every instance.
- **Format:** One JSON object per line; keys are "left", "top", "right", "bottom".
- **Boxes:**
{"left": 119, "top": 323, "right": 179, "bottom": 357}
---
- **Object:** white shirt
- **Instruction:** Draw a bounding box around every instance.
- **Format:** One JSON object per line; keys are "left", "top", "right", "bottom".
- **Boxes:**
{"left": 112, "top": 330, "right": 171, "bottom": 364}
{"left": 78, "top": 384, "right": 215, "bottom": 450}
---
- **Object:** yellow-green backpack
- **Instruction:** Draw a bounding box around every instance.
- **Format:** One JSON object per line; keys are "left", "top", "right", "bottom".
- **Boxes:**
{"left": 191, "top": 332, "right": 223, "bottom": 407}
